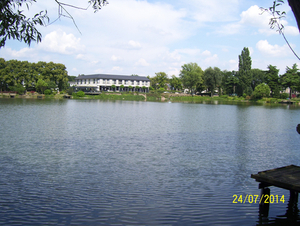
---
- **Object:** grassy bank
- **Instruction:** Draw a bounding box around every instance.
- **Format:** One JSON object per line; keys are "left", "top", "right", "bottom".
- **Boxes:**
{"left": 2, "top": 91, "right": 300, "bottom": 105}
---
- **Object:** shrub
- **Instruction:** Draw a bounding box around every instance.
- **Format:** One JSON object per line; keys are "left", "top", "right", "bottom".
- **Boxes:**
{"left": 44, "top": 89, "right": 52, "bottom": 95}
{"left": 252, "top": 84, "right": 270, "bottom": 99}
{"left": 220, "top": 95, "right": 228, "bottom": 98}
{"left": 76, "top": 91, "right": 85, "bottom": 97}
{"left": 280, "top": 93, "right": 289, "bottom": 99}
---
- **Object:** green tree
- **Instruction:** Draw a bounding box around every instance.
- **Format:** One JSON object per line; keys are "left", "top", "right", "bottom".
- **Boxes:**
{"left": 265, "top": 65, "right": 280, "bottom": 98}
{"left": 0, "top": 0, "right": 108, "bottom": 47}
{"left": 252, "top": 83, "right": 271, "bottom": 99}
{"left": 221, "top": 70, "right": 238, "bottom": 95}
{"left": 111, "top": 85, "right": 116, "bottom": 91}
{"left": 154, "top": 72, "right": 168, "bottom": 90}
{"left": 203, "top": 67, "right": 222, "bottom": 97}
{"left": 237, "top": 47, "right": 252, "bottom": 96}
{"left": 169, "top": 75, "right": 182, "bottom": 91}
{"left": 280, "top": 63, "right": 300, "bottom": 98}
{"left": 179, "top": 62, "right": 204, "bottom": 96}
{"left": 36, "top": 79, "right": 48, "bottom": 94}
{"left": 251, "top": 68, "right": 266, "bottom": 91}
{"left": 120, "top": 84, "right": 124, "bottom": 91}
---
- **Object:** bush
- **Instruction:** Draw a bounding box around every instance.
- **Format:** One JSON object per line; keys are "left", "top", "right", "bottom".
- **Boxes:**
{"left": 280, "top": 93, "right": 289, "bottom": 99}
{"left": 76, "top": 91, "right": 85, "bottom": 97}
{"left": 220, "top": 95, "right": 228, "bottom": 98}
{"left": 252, "top": 84, "right": 270, "bottom": 99}
{"left": 44, "top": 89, "right": 52, "bottom": 95}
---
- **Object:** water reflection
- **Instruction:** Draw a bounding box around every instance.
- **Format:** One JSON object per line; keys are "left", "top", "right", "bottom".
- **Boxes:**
{"left": 257, "top": 192, "right": 300, "bottom": 226}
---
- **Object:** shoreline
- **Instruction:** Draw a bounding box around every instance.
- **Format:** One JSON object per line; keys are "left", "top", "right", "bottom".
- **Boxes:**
{"left": 1, "top": 92, "right": 299, "bottom": 105}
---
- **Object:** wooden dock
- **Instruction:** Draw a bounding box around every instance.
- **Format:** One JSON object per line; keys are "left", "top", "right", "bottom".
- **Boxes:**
{"left": 251, "top": 165, "right": 300, "bottom": 192}
{"left": 251, "top": 165, "right": 300, "bottom": 219}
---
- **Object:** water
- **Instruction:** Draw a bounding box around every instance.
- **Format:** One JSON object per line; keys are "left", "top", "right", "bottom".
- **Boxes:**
{"left": 1, "top": 98, "right": 300, "bottom": 225}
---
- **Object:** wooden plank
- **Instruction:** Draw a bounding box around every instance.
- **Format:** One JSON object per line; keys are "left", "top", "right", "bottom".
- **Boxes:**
{"left": 251, "top": 165, "right": 300, "bottom": 192}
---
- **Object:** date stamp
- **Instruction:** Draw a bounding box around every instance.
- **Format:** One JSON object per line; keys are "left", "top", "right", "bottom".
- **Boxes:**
{"left": 233, "top": 194, "right": 285, "bottom": 204}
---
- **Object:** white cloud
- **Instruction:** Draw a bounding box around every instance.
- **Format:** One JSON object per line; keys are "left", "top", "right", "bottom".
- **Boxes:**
{"left": 39, "top": 30, "right": 85, "bottom": 54}
{"left": 112, "top": 66, "right": 123, "bottom": 71}
{"left": 256, "top": 40, "right": 290, "bottom": 57}
{"left": 217, "top": 5, "right": 299, "bottom": 36}
{"left": 188, "top": 0, "right": 239, "bottom": 23}
{"left": 202, "top": 50, "right": 211, "bottom": 57}
{"left": 2, "top": 47, "right": 35, "bottom": 58}
{"left": 111, "top": 55, "right": 122, "bottom": 61}
{"left": 135, "top": 58, "right": 150, "bottom": 67}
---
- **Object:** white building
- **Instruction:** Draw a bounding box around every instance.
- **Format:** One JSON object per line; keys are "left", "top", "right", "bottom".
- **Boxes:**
{"left": 74, "top": 74, "right": 151, "bottom": 92}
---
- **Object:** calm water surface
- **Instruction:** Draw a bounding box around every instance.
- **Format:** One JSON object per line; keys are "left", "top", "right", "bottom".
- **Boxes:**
{"left": 1, "top": 98, "right": 300, "bottom": 225}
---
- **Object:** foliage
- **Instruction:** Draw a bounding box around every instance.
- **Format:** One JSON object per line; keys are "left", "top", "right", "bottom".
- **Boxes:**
{"left": 222, "top": 70, "right": 238, "bottom": 95}
{"left": 68, "top": 75, "right": 76, "bottom": 81}
{"left": 251, "top": 68, "right": 266, "bottom": 91}
{"left": 237, "top": 47, "right": 252, "bottom": 96}
{"left": 9, "top": 83, "right": 25, "bottom": 94}
{"left": 169, "top": 75, "right": 182, "bottom": 91}
{"left": 0, "top": 0, "right": 108, "bottom": 47}
{"left": 0, "top": 58, "right": 68, "bottom": 92}
{"left": 44, "top": 89, "right": 52, "bottom": 95}
{"left": 280, "top": 63, "right": 300, "bottom": 98}
{"left": 179, "top": 62, "right": 204, "bottom": 96}
{"left": 150, "top": 72, "right": 168, "bottom": 90}
{"left": 252, "top": 83, "right": 271, "bottom": 99}
{"left": 203, "top": 67, "right": 222, "bottom": 97}
{"left": 265, "top": 65, "right": 280, "bottom": 98}
{"left": 66, "top": 87, "right": 75, "bottom": 95}
{"left": 36, "top": 79, "right": 48, "bottom": 94}
{"left": 0, "top": 0, "right": 48, "bottom": 47}
{"left": 75, "top": 91, "right": 85, "bottom": 97}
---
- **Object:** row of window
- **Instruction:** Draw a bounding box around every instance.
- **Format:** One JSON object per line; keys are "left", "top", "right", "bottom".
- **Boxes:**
{"left": 77, "top": 79, "right": 149, "bottom": 86}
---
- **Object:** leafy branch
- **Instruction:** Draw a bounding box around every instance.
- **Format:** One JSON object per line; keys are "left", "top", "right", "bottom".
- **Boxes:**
{"left": 0, "top": 0, "right": 108, "bottom": 48}
{"left": 261, "top": 0, "right": 300, "bottom": 60}
{"left": 51, "top": 0, "right": 109, "bottom": 34}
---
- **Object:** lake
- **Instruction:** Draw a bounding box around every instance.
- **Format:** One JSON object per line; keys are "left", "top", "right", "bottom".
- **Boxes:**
{"left": 1, "top": 98, "right": 300, "bottom": 225}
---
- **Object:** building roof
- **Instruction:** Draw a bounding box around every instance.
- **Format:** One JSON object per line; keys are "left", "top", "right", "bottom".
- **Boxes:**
{"left": 75, "top": 74, "right": 150, "bottom": 81}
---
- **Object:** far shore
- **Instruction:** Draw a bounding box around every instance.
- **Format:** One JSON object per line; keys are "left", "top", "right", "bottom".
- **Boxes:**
{"left": 1, "top": 91, "right": 300, "bottom": 105}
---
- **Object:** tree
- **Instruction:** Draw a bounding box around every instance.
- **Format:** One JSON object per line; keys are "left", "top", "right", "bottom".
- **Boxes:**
{"left": 0, "top": 0, "right": 108, "bottom": 47}
{"left": 203, "top": 67, "right": 222, "bottom": 97}
{"left": 222, "top": 70, "right": 239, "bottom": 95}
{"left": 265, "top": 65, "right": 280, "bottom": 98}
{"left": 169, "top": 75, "right": 182, "bottom": 91}
{"left": 36, "top": 79, "right": 48, "bottom": 94}
{"left": 252, "top": 83, "right": 271, "bottom": 99}
{"left": 237, "top": 47, "right": 252, "bottom": 96}
{"left": 179, "top": 63, "right": 204, "bottom": 96}
{"left": 154, "top": 72, "right": 168, "bottom": 90}
{"left": 251, "top": 68, "right": 266, "bottom": 91}
{"left": 280, "top": 63, "right": 300, "bottom": 98}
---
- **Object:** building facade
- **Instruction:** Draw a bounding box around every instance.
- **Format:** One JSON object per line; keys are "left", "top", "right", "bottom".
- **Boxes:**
{"left": 74, "top": 74, "right": 150, "bottom": 92}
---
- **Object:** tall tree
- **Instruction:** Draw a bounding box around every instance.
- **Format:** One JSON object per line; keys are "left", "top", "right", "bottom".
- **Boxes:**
{"left": 280, "top": 63, "right": 300, "bottom": 98}
{"left": 169, "top": 75, "right": 182, "bottom": 91}
{"left": 179, "top": 62, "right": 204, "bottom": 96}
{"left": 153, "top": 72, "right": 168, "bottom": 90}
{"left": 265, "top": 65, "right": 280, "bottom": 98}
{"left": 250, "top": 68, "right": 266, "bottom": 91}
{"left": 221, "top": 70, "right": 239, "bottom": 95}
{"left": 237, "top": 47, "right": 252, "bottom": 96}
{"left": 204, "top": 67, "right": 222, "bottom": 97}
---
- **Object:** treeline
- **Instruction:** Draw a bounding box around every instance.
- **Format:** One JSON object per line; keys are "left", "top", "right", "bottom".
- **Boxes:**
{"left": 0, "top": 58, "right": 69, "bottom": 94}
{"left": 148, "top": 47, "right": 300, "bottom": 99}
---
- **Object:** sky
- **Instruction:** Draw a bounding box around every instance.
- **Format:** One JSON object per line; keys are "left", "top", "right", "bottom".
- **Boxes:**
{"left": 1, "top": 0, "right": 300, "bottom": 77}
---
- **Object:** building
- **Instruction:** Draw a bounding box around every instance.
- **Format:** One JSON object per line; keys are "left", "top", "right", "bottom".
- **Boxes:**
{"left": 74, "top": 74, "right": 151, "bottom": 92}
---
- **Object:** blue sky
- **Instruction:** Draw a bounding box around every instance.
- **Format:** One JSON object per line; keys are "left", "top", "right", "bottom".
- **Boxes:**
{"left": 1, "top": 0, "right": 299, "bottom": 77}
